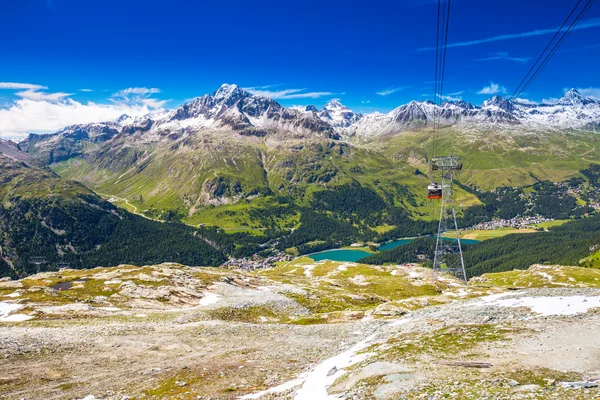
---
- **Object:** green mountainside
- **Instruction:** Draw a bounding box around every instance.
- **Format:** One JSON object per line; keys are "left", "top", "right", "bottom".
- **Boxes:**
{"left": 0, "top": 155, "right": 228, "bottom": 278}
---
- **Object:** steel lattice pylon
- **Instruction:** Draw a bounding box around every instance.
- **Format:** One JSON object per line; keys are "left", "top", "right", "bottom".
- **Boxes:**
{"left": 432, "top": 156, "right": 467, "bottom": 282}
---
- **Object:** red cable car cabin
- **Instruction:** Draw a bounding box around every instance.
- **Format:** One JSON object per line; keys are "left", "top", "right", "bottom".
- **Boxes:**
{"left": 428, "top": 183, "right": 442, "bottom": 199}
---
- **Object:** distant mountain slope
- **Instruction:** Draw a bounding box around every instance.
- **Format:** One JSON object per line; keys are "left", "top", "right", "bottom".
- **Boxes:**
{"left": 0, "top": 139, "right": 29, "bottom": 162}
{"left": 0, "top": 155, "right": 226, "bottom": 278}
{"left": 18, "top": 84, "right": 600, "bottom": 228}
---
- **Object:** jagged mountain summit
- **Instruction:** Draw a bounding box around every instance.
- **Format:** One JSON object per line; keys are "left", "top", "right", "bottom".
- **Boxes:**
{"left": 20, "top": 84, "right": 600, "bottom": 151}
{"left": 318, "top": 99, "right": 363, "bottom": 128}
{"left": 163, "top": 83, "right": 337, "bottom": 138}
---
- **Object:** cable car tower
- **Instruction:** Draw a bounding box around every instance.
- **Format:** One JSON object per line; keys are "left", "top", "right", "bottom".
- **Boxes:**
{"left": 430, "top": 156, "right": 467, "bottom": 281}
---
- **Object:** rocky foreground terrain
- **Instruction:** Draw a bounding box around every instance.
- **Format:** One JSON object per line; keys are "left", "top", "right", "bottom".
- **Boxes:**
{"left": 1, "top": 261, "right": 600, "bottom": 399}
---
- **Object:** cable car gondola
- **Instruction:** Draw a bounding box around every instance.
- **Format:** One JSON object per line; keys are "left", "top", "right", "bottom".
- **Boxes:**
{"left": 427, "top": 182, "right": 442, "bottom": 200}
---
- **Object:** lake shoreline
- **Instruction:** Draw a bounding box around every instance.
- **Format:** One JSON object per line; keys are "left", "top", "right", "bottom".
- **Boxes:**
{"left": 306, "top": 235, "right": 481, "bottom": 263}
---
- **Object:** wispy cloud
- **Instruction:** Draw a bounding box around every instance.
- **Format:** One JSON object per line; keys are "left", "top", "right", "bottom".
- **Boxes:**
{"left": 15, "top": 90, "right": 73, "bottom": 102}
{"left": 0, "top": 82, "right": 48, "bottom": 90}
{"left": 376, "top": 86, "right": 410, "bottom": 96}
{"left": 113, "top": 87, "right": 161, "bottom": 97}
{"left": 477, "top": 82, "right": 507, "bottom": 95}
{"left": 79, "top": 88, "right": 93, "bottom": 92}
{"left": 474, "top": 52, "right": 530, "bottom": 63}
{"left": 418, "top": 18, "right": 600, "bottom": 51}
{"left": 0, "top": 82, "right": 74, "bottom": 102}
{"left": 437, "top": 93, "right": 463, "bottom": 101}
{"left": 110, "top": 87, "right": 168, "bottom": 108}
{"left": 361, "top": 100, "right": 371, "bottom": 104}
{"left": 243, "top": 87, "right": 337, "bottom": 99}
{"left": 542, "top": 97, "right": 560, "bottom": 104}
{"left": 576, "top": 87, "right": 600, "bottom": 99}
{"left": 515, "top": 98, "right": 538, "bottom": 105}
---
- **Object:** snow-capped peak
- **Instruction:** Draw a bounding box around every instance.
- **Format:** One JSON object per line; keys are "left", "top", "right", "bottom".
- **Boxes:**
{"left": 212, "top": 84, "right": 248, "bottom": 105}
{"left": 482, "top": 96, "right": 513, "bottom": 112}
{"left": 557, "top": 88, "right": 586, "bottom": 106}
{"left": 319, "top": 99, "right": 362, "bottom": 128}
{"left": 323, "top": 99, "right": 346, "bottom": 110}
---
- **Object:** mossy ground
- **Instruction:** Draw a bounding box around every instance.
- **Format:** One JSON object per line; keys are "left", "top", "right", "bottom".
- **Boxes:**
{"left": 475, "top": 265, "right": 600, "bottom": 288}
{"left": 367, "top": 324, "right": 520, "bottom": 363}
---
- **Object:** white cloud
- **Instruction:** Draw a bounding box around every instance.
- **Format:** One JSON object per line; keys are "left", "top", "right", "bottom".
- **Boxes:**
{"left": 0, "top": 84, "right": 168, "bottom": 138}
{"left": 361, "top": 100, "right": 371, "bottom": 104}
{"left": 243, "top": 87, "right": 335, "bottom": 99}
{"left": 141, "top": 98, "right": 169, "bottom": 108}
{"left": 110, "top": 87, "right": 169, "bottom": 108}
{"left": 15, "top": 90, "right": 74, "bottom": 102}
{"left": 477, "top": 82, "right": 507, "bottom": 95}
{"left": 576, "top": 87, "right": 600, "bottom": 100}
{"left": 79, "top": 88, "right": 93, "bottom": 92}
{"left": 419, "top": 18, "right": 600, "bottom": 51}
{"left": 0, "top": 82, "right": 74, "bottom": 103}
{"left": 542, "top": 97, "right": 560, "bottom": 104}
{"left": 0, "top": 99, "right": 155, "bottom": 138}
{"left": 474, "top": 52, "right": 529, "bottom": 63}
{"left": 376, "top": 86, "right": 410, "bottom": 96}
{"left": 113, "top": 87, "right": 161, "bottom": 97}
{"left": 0, "top": 82, "right": 47, "bottom": 90}
{"left": 515, "top": 98, "right": 538, "bottom": 105}
{"left": 437, "top": 93, "right": 462, "bottom": 102}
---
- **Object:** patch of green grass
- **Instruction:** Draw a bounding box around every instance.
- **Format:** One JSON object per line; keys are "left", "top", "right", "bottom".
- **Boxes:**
{"left": 476, "top": 265, "right": 600, "bottom": 288}
{"left": 284, "top": 290, "right": 381, "bottom": 314}
{"left": 535, "top": 219, "right": 570, "bottom": 229}
{"left": 57, "top": 382, "right": 74, "bottom": 391}
{"left": 208, "top": 305, "right": 282, "bottom": 323}
{"left": 143, "top": 372, "right": 203, "bottom": 398}
{"left": 372, "top": 324, "right": 519, "bottom": 362}
{"left": 451, "top": 227, "right": 537, "bottom": 241}
{"left": 503, "top": 368, "right": 582, "bottom": 387}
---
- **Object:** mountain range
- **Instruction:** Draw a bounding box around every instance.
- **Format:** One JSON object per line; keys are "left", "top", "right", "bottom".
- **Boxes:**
{"left": 1, "top": 83, "right": 598, "bottom": 231}
{"left": 1, "top": 84, "right": 600, "bottom": 277}
{"left": 17, "top": 85, "right": 600, "bottom": 151}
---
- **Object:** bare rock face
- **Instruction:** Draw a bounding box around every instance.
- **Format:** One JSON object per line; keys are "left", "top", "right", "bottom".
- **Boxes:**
{"left": 371, "top": 302, "right": 410, "bottom": 317}
{"left": 117, "top": 280, "right": 204, "bottom": 305}
{"left": 0, "top": 280, "right": 23, "bottom": 289}
{"left": 118, "top": 282, "right": 171, "bottom": 300}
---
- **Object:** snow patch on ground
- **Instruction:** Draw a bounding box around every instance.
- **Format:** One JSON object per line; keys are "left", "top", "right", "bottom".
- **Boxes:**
{"left": 199, "top": 292, "right": 221, "bottom": 306}
{"left": 302, "top": 264, "right": 316, "bottom": 278}
{"left": 481, "top": 295, "right": 600, "bottom": 316}
{"left": 5, "top": 291, "right": 21, "bottom": 298}
{"left": 241, "top": 318, "right": 413, "bottom": 399}
{"left": 98, "top": 307, "right": 121, "bottom": 312}
{"left": 0, "top": 302, "right": 33, "bottom": 322}
{"left": 349, "top": 274, "right": 369, "bottom": 286}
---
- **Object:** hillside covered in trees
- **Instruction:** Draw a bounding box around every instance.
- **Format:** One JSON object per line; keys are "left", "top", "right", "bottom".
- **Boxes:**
{"left": 0, "top": 156, "right": 235, "bottom": 278}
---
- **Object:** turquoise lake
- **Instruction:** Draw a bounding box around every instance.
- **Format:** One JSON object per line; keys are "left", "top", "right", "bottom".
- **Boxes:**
{"left": 309, "top": 236, "right": 480, "bottom": 262}
{"left": 309, "top": 249, "right": 372, "bottom": 262}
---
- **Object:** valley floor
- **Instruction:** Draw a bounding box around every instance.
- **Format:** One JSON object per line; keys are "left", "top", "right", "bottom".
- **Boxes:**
{"left": 0, "top": 263, "right": 599, "bottom": 399}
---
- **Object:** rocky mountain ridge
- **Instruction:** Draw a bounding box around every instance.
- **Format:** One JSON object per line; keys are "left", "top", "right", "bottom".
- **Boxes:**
{"left": 20, "top": 85, "right": 600, "bottom": 152}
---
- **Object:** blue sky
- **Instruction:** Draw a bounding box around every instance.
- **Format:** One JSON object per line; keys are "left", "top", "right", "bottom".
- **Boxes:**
{"left": 0, "top": 0, "right": 599, "bottom": 136}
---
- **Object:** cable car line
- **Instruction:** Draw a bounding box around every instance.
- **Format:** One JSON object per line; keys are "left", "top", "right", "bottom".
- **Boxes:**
{"left": 509, "top": 0, "right": 585, "bottom": 102}
{"left": 512, "top": 0, "right": 596, "bottom": 101}
{"left": 461, "top": 0, "right": 596, "bottom": 170}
